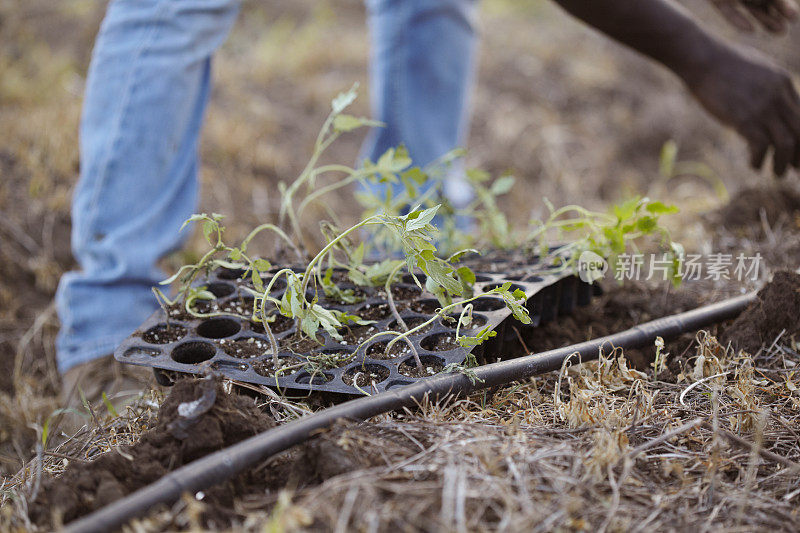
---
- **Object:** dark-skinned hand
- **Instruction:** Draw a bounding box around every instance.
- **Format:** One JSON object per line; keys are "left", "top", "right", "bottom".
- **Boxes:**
{"left": 687, "top": 50, "right": 800, "bottom": 176}
{"left": 710, "top": 0, "right": 799, "bottom": 33}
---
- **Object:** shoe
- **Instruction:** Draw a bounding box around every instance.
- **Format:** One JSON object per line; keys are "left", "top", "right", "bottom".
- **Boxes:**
{"left": 58, "top": 355, "right": 154, "bottom": 430}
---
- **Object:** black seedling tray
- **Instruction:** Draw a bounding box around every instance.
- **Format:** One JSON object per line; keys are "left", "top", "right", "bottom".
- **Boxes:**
{"left": 115, "top": 259, "right": 595, "bottom": 395}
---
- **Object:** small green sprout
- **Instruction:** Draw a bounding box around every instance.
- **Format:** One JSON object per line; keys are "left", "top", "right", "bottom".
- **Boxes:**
{"left": 528, "top": 196, "right": 683, "bottom": 286}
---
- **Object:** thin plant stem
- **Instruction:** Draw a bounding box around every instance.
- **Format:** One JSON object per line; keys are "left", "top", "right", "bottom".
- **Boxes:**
{"left": 151, "top": 287, "right": 174, "bottom": 329}
{"left": 297, "top": 168, "right": 373, "bottom": 219}
{"left": 300, "top": 215, "right": 382, "bottom": 297}
{"left": 383, "top": 289, "right": 506, "bottom": 354}
{"left": 259, "top": 298, "right": 281, "bottom": 369}
{"left": 454, "top": 304, "right": 473, "bottom": 344}
{"left": 241, "top": 223, "right": 305, "bottom": 261}
{"left": 385, "top": 261, "right": 423, "bottom": 370}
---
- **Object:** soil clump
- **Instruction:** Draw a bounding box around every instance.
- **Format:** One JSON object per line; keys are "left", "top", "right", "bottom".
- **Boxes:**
{"left": 721, "top": 270, "right": 800, "bottom": 354}
{"left": 31, "top": 381, "right": 417, "bottom": 529}
{"left": 716, "top": 184, "right": 800, "bottom": 230}
{"left": 30, "top": 378, "right": 275, "bottom": 527}
{"left": 519, "top": 280, "right": 704, "bottom": 378}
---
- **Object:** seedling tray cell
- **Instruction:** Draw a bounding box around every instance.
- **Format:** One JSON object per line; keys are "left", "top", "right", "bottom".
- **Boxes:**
{"left": 115, "top": 261, "right": 594, "bottom": 395}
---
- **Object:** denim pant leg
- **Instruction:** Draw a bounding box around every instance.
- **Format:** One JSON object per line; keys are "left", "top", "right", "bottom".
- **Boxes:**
{"left": 55, "top": 0, "right": 240, "bottom": 373}
{"left": 361, "top": 0, "right": 478, "bottom": 208}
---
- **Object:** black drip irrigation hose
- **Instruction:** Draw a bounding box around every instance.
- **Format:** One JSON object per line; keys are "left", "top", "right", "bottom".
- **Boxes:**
{"left": 63, "top": 291, "right": 756, "bottom": 533}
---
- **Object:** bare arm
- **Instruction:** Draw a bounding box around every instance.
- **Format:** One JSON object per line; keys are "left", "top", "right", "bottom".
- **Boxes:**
{"left": 709, "top": 0, "right": 798, "bottom": 34}
{"left": 553, "top": 0, "right": 800, "bottom": 176}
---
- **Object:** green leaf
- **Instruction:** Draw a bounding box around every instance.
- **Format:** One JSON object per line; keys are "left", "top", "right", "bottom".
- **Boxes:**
{"left": 210, "top": 259, "right": 245, "bottom": 271}
{"left": 447, "top": 248, "right": 480, "bottom": 263}
{"left": 313, "top": 304, "right": 344, "bottom": 341}
{"left": 418, "top": 254, "right": 459, "bottom": 294}
{"left": 403, "top": 175, "right": 419, "bottom": 199}
{"left": 282, "top": 274, "right": 304, "bottom": 319}
{"left": 425, "top": 276, "right": 452, "bottom": 308}
{"left": 457, "top": 326, "right": 497, "bottom": 347}
{"left": 180, "top": 213, "right": 210, "bottom": 232}
{"left": 401, "top": 167, "right": 428, "bottom": 185}
{"left": 102, "top": 392, "right": 119, "bottom": 418}
{"left": 202, "top": 219, "right": 216, "bottom": 244}
{"left": 301, "top": 314, "right": 321, "bottom": 342}
{"left": 659, "top": 140, "right": 678, "bottom": 177}
{"left": 635, "top": 216, "right": 657, "bottom": 233}
{"left": 252, "top": 270, "right": 264, "bottom": 292}
{"left": 347, "top": 268, "right": 369, "bottom": 287}
{"left": 562, "top": 221, "right": 587, "bottom": 232}
{"left": 490, "top": 175, "right": 515, "bottom": 196}
{"left": 456, "top": 266, "right": 476, "bottom": 285}
{"left": 645, "top": 201, "right": 679, "bottom": 215}
{"left": 456, "top": 311, "right": 472, "bottom": 328}
{"left": 252, "top": 258, "right": 271, "bottom": 272}
{"left": 603, "top": 227, "right": 626, "bottom": 254}
{"left": 352, "top": 242, "right": 365, "bottom": 267}
{"left": 338, "top": 311, "right": 373, "bottom": 326}
{"left": 431, "top": 147, "right": 467, "bottom": 168}
{"left": 612, "top": 196, "right": 642, "bottom": 221}
{"left": 492, "top": 284, "right": 531, "bottom": 325}
{"left": 406, "top": 205, "right": 440, "bottom": 231}
{"left": 192, "top": 289, "right": 216, "bottom": 301}
{"left": 331, "top": 84, "right": 358, "bottom": 113}
{"left": 333, "top": 114, "right": 383, "bottom": 132}
{"left": 159, "top": 264, "right": 194, "bottom": 285}
{"left": 322, "top": 266, "right": 334, "bottom": 285}
{"left": 466, "top": 168, "right": 490, "bottom": 184}
{"left": 389, "top": 145, "right": 413, "bottom": 172}
{"left": 228, "top": 248, "right": 242, "bottom": 261}
{"left": 376, "top": 148, "right": 396, "bottom": 173}
{"left": 321, "top": 271, "right": 362, "bottom": 304}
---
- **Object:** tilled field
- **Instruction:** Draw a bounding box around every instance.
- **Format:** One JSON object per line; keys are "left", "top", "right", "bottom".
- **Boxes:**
{"left": 10, "top": 268, "right": 800, "bottom": 531}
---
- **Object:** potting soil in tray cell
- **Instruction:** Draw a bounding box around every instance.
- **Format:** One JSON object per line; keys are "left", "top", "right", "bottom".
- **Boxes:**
{"left": 115, "top": 263, "right": 594, "bottom": 395}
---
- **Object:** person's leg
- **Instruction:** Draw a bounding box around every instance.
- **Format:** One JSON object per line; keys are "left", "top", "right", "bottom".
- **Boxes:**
{"left": 361, "top": 0, "right": 478, "bottom": 208}
{"left": 56, "top": 0, "right": 240, "bottom": 374}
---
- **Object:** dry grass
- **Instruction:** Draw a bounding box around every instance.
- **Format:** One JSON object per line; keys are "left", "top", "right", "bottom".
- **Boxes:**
{"left": 1, "top": 389, "right": 162, "bottom": 529}
{"left": 230, "top": 334, "right": 797, "bottom": 531}
{"left": 2, "top": 331, "right": 790, "bottom": 531}
{"left": 3, "top": 331, "right": 798, "bottom": 531}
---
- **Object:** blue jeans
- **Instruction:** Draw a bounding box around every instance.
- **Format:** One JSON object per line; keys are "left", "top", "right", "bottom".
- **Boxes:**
{"left": 361, "top": 0, "right": 477, "bottom": 208}
{"left": 55, "top": 0, "right": 478, "bottom": 373}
